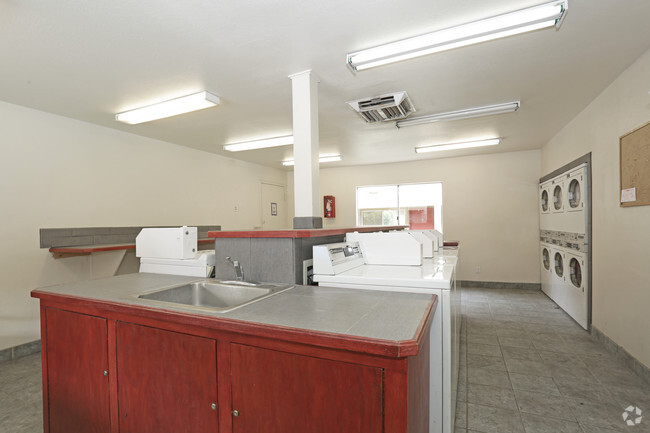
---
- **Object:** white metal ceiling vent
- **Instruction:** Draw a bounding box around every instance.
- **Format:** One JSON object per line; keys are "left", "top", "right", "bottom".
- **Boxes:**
{"left": 347, "top": 91, "right": 415, "bottom": 123}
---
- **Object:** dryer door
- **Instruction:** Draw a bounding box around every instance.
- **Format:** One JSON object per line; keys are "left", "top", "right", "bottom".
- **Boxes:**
{"left": 567, "top": 177, "right": 583, "bottom": 211}
{"left": 552, "top": 184, "right": 564, "bottom": 212}
{"left": 554, "top": 251, "right": 564, "bottom": 278}
{"left": 540, "top": 188, "right": 550, "bottom": 214}
{"left": 569, "top": 257, "right": 583, "bottom": 291}
{"left": 542, "top": 247, "right": 550, "bottom": 271}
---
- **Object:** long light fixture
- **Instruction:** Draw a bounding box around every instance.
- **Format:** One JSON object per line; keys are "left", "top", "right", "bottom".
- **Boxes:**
{"left": 415, "top": 138, "right": 501, "bottom": 153}
{"left": 282, "top": 155, "right": 342, "bottom": 166}
{"left": 347, "top": 0, "right": 568, "bottom": 72}
{"left": 223, "top": 135, "right": 293, "bottom": 152}
{"left": 115, "top": 91, "right": 220, "bottom": 125}
{"left": 396, "top": 101, "right": 520, "bottom": 128}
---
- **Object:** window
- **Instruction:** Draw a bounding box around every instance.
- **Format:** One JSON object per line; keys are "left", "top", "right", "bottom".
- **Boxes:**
{"left": 356, "top": 183, "right": 443, "bottom": 231}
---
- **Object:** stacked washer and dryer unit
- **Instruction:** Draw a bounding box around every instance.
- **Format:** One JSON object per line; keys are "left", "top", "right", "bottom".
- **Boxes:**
{"left": 539, "top": 162, "right": 591, "bottom": 329}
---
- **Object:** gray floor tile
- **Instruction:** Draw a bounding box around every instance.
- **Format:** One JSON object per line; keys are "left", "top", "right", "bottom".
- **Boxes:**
{"left": 509, "top": 372, "right": 561, "bottom": 396}
{"left": 501, "top": 346, "right": 543, "bottom": 362}
{"left": 504, "top": 358, "right": 552, "bottom": 376}
{"left": 494, "top": 328, "right": 530, "bottom": 339}
{"left": 457, "top": 287, "right": 650, "bottom": 433}
{"left": 467, "top": 403, "right": 525, "bottom": 433}
{"left": 498, "top": 336, "right": 534, "bottom": 348}
{"left": 456, "top": 401, "right": 468, "bottom": 428}
{"left": 567, "top": 398, "right": 648, "bottom": 432}
{"left": 514, "top": 389, "right": 576, "bottom": 421}
{"left": 467, "top": 353, "right": 507, "bottom": 371}
{"left": 520, "top": 412, "right": 582, "bottom": 433}
{"left": 468, "top": 366, "right": 512, "bottom": 388}
{"left": 468, "top": 383, "right": 517, "bottom": 410}
{"left": 555, "top": 374, "right": 614, "bottom": 403}
{"left": 468, "top": 343, "right": 503, "bottom": 357}
{"left": 578, "top": 425, "right": 623, "bottom": 433}
{"left": 468, "top": 333, "right": 500, "bottom": 346}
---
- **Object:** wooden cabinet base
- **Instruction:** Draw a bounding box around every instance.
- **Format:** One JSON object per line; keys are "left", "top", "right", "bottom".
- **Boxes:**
{"left": 37, "top": 299, "right": 432, "bottom": 433}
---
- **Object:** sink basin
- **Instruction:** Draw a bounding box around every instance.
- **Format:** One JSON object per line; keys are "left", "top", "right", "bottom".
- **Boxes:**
{"left": 134, "top": 280, "right": 293, "bottom": 313}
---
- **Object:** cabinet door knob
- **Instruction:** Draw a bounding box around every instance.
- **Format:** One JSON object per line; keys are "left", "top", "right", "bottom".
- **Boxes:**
{"left": 211, "top": 403, "right": 217, "bottom": 411}
{"left": 232, "top": 409, "right": 239, "bottom": 417}
{"left": 103, "top": 370, "right": 108, "bottom": 376}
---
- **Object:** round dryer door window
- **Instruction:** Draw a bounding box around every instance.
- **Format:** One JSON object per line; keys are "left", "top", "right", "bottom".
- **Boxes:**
{"left": 542, "top": 248, "right": 550, "bottom": 270}
{"left": 570, "top": 258, "right": 582, "bottom": 288}
{"left": 553, "top": 185, "right": 563, "bottom": 210}
{"left": 568, "top": 179, "right": 581, "bottom": 209}
{"left": 541, "top": 190, "right": 549, "bottom": 212}
{"left": 554, "top": 252, "right": 563, "bottom": 277}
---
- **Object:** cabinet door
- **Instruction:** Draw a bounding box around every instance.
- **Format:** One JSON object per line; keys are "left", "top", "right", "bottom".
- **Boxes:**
{"left": 231, "top": 344, "right": 383, "bottom": 433}
{"left": 116, "top": 322, "right": 218, "bottom": 433}
{"left": 45, "top": 308, "right": 110, "bottom": 433}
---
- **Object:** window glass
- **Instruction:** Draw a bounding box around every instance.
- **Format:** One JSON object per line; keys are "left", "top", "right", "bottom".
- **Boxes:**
{"left": 356, "top": 183, "right": 442, "bottom": 231}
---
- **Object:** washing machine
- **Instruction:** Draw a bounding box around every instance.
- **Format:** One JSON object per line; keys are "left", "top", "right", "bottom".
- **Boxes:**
{"left": 564, "top": 248, "right": 589, "bottom": 329}
{"left": 550, "top": 246, "right": 567, "bottom": 307}
{"left": 312, "top": 241, "right": 459, "bottom": 433}
{"left": 540, "top": 242, "right": 553, "bottom": 296}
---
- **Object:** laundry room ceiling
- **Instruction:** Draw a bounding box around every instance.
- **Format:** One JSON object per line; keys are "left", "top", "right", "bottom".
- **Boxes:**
{"left": 1, "top": 0, "right": 649, "bottom": 169}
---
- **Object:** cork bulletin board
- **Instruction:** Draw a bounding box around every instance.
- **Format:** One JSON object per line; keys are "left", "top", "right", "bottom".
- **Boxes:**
{"left": 620, "top": 120, "right": 650, "bottom": 207}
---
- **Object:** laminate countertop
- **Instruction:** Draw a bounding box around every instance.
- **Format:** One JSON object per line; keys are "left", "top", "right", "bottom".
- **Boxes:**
{"left": 32, "top": 273, "right": 436, "bottom": 358}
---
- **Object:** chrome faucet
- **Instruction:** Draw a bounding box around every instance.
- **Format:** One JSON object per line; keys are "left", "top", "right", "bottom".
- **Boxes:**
{"left": 226, "top": 257, "right": 244, "bottom": 281}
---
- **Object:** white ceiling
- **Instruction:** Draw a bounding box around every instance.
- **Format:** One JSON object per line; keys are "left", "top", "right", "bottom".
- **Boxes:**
{"left": 2, "top": 0, "right": 650, "bottom": 169}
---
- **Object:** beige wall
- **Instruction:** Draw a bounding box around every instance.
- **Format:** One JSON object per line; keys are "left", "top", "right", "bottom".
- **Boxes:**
{"left": 0, "top": 101, "right": 287, "bottom": 351}
{"left": 541, "top": 48, "right": 650, "bottom": 368}
{"left": 289, "top": 150, "right": 541, "bottom": 284}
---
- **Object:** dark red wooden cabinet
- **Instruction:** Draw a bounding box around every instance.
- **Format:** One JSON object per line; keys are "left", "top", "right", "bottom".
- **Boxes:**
{"left": 37, "top": 295, "right": 432, "bottom": 433}
{"left": 115, "top": 322, "right": 218, "bottom": 433}
{"left": 43, "top": 308, "right": 110, "bottom": 433}
{"left": 231, "top": 344, "right": 383, "bottom": 433}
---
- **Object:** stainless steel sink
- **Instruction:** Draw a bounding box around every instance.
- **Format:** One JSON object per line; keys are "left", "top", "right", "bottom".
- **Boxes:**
{"left": 134, "top": 280, "right": 293, "bottom": 313}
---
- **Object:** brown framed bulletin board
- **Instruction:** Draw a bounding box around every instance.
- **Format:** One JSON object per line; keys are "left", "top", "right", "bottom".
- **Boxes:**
{"left": 620, "top": 120, "right": 650, "bottom": 207}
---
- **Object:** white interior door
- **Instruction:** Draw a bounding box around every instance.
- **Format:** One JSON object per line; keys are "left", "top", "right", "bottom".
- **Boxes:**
{"left": 261, "top": 183, "right": 287, "bottom": 229}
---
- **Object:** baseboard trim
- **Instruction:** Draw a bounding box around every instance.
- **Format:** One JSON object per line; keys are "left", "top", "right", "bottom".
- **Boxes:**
{"left": 459, "top": 280, "right": 541, "bottom": 291}
{"left": 591, "top": 326, "right": 650, "bottom": 385}
{"left": 0, "top": 340, "right": 41, "bottom": 363}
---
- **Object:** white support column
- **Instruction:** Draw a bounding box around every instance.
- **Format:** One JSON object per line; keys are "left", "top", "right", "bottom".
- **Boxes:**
{"left": 289, "top": 70, "right": 322, "bottom": 229}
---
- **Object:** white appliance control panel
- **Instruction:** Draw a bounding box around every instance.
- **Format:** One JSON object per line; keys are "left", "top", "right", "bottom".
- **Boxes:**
{"left": 312, "top": 242, "right": 364, "bottom": 275}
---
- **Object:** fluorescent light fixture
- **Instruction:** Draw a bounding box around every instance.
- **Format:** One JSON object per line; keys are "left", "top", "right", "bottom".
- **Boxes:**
{"left": 223, "top": 135, "right": 293, "bottom": 152}
{"left": 347, "top": 0, "right": 567, "bottom": 71}
{"left": 282, "top": 155, "right": 342, "bottom": 166}
{"left": 115, "top": 91, "right": 220, "bottom": 124}
{"left": 396, "top": 101, "right": 520, "bottom": 128}
{"left": 415, "top": 138, "right": 501, "bottom": 153}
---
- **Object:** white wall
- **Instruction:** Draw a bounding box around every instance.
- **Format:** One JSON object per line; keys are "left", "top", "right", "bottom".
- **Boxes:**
{"left": 0, "top": 101, "right": 287, "bottom": 351}
{"left": 289, "top": 150, "right": 541, "bottom": 284}
{"left": 541, "top": 48, "right": 650, "bottom": 368}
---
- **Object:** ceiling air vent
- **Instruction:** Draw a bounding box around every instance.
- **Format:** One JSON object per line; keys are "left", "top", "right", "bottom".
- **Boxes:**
{"left": 347, "top": 91, "right": 415, "bottom": 123}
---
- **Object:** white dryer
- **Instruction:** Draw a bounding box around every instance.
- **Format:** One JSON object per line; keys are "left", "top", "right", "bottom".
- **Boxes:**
{"left": 562, "top": 164, "right": 589, "bottom": 234}
{"left": 313, "top": 242, "right": 458, "bottom": 433}
{"left": 564, "top": 249, "right": 589, "bottom": 329}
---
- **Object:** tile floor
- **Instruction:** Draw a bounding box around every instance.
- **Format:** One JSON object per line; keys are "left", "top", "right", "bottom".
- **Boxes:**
{"left": 1, "top": 287, "right": 648, "bottom": 433}
{"left": 456, "top": 287, "right": 650, "bottom": 433}
{"left": 0, "top": 352, "right": 42, "bottom": 433}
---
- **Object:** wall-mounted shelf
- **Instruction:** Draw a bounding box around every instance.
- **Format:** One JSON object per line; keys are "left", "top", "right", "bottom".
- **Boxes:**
{"left": 49, "top": 239, "right": 214, "bottom": 259}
